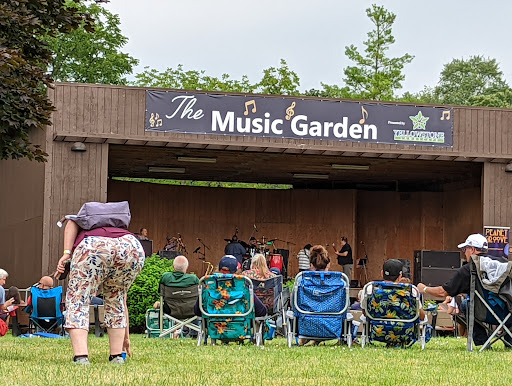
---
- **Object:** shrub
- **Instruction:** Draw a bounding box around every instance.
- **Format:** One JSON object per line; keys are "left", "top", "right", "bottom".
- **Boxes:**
{"left": 127, "top": 254, "right": 174, "bottom": 332}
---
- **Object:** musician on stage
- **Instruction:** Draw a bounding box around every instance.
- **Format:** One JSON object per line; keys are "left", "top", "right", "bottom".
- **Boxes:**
{"left": 224, "top": 235, "right": 247, "bottom": 264}
{"left": 332, "top": 236, "right": 353, "bottom": 280}
{"left": 162, "top": 236, "right": 178, "bottom": 252}
{"left": 247, "top": 236, "right": 260, "bottom": 257}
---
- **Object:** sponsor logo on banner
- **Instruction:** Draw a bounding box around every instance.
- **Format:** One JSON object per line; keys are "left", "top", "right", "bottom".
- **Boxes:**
{"left": 145, "top": 91, "right": 453, "bottom": 147}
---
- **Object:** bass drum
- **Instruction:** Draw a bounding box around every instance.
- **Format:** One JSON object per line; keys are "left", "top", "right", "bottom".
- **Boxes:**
{"left": 269, "top": 254, "right": 283, "bottom": 273}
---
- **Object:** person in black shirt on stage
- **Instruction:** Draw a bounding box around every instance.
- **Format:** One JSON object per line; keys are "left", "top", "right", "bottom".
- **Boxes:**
{"left": 333, "top": 236, "right": 353, "bottom": 280}
{"left": 224, "top": 235, "right": 247, "bottom": 265}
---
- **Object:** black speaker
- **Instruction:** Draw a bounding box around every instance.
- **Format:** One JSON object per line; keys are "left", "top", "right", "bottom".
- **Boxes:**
{"left": 414, "top": 250, "right": 461, "bottom": 285}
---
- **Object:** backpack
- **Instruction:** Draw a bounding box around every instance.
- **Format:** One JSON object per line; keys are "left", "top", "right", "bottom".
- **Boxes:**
{"left": 58, "top": 201, "right": 131, "bottom": 230}
{"left": 0, "top": 318, "right": 8, "bottom": 336}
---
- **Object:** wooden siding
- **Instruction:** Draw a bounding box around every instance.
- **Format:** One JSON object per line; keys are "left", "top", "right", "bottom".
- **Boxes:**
{"left": 0, "top": 128, "right": 45, "bottom": 287}
{"left": 356, "top": 187, "right": 481, "bottom": 282}
{"left": 42, "top": 142, "right": 108, "bottom": 277}
{"left": 107, "top": 180, "right": 356, "bottom": 277}
{"left": 49, "top": 83, "right": 512, "bottom": 160}
{"left": 483, "top": 163, "right": 512, "bottom": 226}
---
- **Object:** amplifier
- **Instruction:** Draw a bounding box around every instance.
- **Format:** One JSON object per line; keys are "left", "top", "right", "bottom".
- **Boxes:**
{"left": 413, "top": 250, "right": 461, "bottom": 285}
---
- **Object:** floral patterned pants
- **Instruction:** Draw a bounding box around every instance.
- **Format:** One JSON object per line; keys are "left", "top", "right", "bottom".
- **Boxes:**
{"left": 64, "top": 234, "right": 145, "bottom": 330}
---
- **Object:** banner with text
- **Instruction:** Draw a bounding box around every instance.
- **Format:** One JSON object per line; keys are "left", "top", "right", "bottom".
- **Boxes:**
{"left": 484, "top": 226, "right": 510, "bottom": 259}
{"left": 146, "top": 91, "right": 454, "bottom": 147}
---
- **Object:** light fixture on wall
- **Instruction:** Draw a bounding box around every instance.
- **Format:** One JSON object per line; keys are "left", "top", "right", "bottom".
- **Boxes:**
{"left": 505, "top": 162, "right": 512, "bottom": 173}
{"left": 148, "top": 166, "right": 185, "bottom": 173}
{"left": 331, "top": 164, "right": 369, "bottom": 171}
{"left": 292, "top": 173, "right": 329, "bottom": 180}
{"left": 71, "top": 142, "right": 87, "bottom": 152}
{"left": 177, "top": 156, "right": 217, "bottom": 163}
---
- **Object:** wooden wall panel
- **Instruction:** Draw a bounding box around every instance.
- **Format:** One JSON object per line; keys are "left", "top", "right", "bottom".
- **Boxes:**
{"left": 443, "top": 187, "right": 482, "bottom": 250}
{"left": 483, "top": 163, "right": 512, "bottom": 227}
{"left": 50, "top": 84, "right": 512, "bottom": 160}
{"left": 107, "top": 180, "right": 356, "bottom": 277}
{"left": 0, "top": 129, "right": 45, "bottom": 288}
{"left": 356, "top": 188, "right": 480, "bottom": 283}
{"left": 44, "top": 142, "right": 108, "bottom": 276}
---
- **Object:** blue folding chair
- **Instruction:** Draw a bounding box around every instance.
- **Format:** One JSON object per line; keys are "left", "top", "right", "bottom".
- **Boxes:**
{"left": 287, "top": 271, "right": 351, "bottom": 347}
{"left": 29, "top": 286, "right": 64, "bottom": 335}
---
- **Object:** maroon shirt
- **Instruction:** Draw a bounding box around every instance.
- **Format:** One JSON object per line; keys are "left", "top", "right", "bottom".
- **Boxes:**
{"left": 73, "top": 227, "right": 133, "bottom": 250}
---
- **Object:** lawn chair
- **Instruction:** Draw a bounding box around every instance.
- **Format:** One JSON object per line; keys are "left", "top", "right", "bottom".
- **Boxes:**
{"left": 28, "top": 286, "right": 64, "bottom": 335}
{"left": 197, "top": 273, "right": 258, "bottom": 346}
{"left": 360, "top": 281, "right": 427, "bottom": 349}
{"left": 145, "top": 308, "right": 170, "bottom": 338}
{"left": 287, "top": 271, "right": 351, "bottom": 348}
{"left": 251, "top": 275, "right": 285, "bottom": 345}
{"left": 158, "top": 283, "right": 200, "bottom": 338}
{"left": 467, "top": 255, "right": 512, "bottom": 352}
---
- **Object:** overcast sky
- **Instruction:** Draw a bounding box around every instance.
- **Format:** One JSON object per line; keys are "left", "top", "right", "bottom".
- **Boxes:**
{"left": 104, "top": 0, "right": 512, "bottom": 94}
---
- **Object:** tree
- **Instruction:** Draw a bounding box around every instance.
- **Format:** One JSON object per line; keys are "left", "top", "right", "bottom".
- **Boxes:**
{"left": 256, "top": 59, "right": 301, "bottom": 96}
{"left": 433, "top": 56, "right": 512, "bottom": 107}
{"left": 44, "top": 1, "right": 138, "bottom": 85}
{"left": 0, "top": 0, "right": 92, "bottom": 162}
{"left": 133, "top": 65, "right": 256, "bottom": 93}
{"left": 342, "top": 4, "right": 413, "bottom": 101}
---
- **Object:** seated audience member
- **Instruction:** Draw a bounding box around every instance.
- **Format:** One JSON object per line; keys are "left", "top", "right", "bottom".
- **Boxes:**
{"left": 194, "top": 255, "right": 267, "bottom": 318}
{"left": 0, "top": 269, "right": 15, "bottom": 321}
{"left": 362, "top": 259, "right": 426, "bottom": 322}
{"left": 25, "top": 276, "right": 56, "bottom": 312}
{"left": 242, "top": 254, "right": 277, "bottom": 280}
{"left": 153, "top": 256, "right": 199, "bottom": 309}
{"left": 297, "top": 245, "right": 331, "bottom": 346}
{"left": 163, "top": 236, "right": 178, "bottom": 252}
{"left": 351, "top": 290, "right": 364, "bottom": 311}
{"left": 138, "top": 228, "right": 149, "bottom": 241}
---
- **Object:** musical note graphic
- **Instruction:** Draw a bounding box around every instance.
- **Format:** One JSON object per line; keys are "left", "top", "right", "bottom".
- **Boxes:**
{"left": 244, "top": 100, "right": 257, "bottom": 116}
{"left": 285, "top": 101, "right": 296, "bottom": 121}
{"left": 441, "top": 110, "right": 451, "bottom": 121}
{"left": 359, "top": 106, "right": 369, "bottom": 124}
{"left": 149, "top": 113, "right": 163, "bottom": 128}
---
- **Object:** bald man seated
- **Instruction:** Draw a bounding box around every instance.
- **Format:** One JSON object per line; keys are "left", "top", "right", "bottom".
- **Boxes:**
{"left": 153, "top": 256, "right": 199, "bottom": 309}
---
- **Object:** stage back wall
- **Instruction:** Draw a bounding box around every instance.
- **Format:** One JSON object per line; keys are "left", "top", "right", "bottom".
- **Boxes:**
{"left": 108, "top": 179, "right": 481, "bottom": 280}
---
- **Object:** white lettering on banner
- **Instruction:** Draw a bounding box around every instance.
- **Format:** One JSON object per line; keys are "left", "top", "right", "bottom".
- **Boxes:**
{"left": 211, "top": 110, "right": 378, "bottom": 139}
{"left": 165, "top": 95, "right": 204, "bottom": 120}
{"left": 292, "top": 115, "right": 378, "bottom": 139}
{"left": 212, "top": 111, "right": 234, "bottom": 132}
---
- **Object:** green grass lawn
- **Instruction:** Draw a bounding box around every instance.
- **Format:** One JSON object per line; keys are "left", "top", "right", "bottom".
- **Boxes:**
{"left": 1, "top": 335, "right": 512, "bottom": 385}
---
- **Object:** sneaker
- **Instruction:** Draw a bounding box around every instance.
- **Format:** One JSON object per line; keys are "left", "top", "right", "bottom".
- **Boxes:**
{"left": 74, "top": 357, "right": 90, "bottom": 365}
{"left": 110, "top": 356, "right": 126, "bottom": 364}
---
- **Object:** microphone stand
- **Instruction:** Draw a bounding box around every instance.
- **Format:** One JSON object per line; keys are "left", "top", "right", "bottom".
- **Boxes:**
{"left": 359, "top": 241, "right": 369, "bottom": 285}
{"left": 197, "top": 238, "right": 211, "bottom": 276}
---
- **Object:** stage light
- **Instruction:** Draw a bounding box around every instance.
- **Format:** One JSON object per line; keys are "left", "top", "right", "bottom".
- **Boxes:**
{"left": 331, "top": 164, "right": 370, "bottom": 170}
{"left": 177, "top": 156, "right": 217, "bottom": 163}
{"left": 148, "top": 166, "right": 185, "bottom": 173}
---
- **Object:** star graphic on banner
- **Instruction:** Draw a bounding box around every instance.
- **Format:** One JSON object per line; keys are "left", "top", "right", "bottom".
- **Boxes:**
{"left": 409, "top": 111, "right": 429, "bottom": 130}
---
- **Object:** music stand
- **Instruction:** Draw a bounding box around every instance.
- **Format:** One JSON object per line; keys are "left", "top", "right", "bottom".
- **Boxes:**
{"left": 358, "top": 242, "right": 369, "bottom": 285}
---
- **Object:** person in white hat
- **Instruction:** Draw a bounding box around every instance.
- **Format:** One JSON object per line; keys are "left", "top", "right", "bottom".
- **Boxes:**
{"left": 417, "top": 233, "right": 508, "bottom": 346}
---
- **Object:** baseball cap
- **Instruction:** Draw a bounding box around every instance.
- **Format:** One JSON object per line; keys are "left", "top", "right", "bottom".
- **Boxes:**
{"left": 457, "top": 234, "right": 488, "bottom": 249}
{"left": 219, "top": 255, "right": 239, "bottom": 273}
{"left": 382, "top": 259, "right": 403, "bottom": 281}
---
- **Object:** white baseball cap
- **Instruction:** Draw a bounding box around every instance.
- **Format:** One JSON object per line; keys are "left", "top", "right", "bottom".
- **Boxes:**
{"left": 457, "top": 234, "right": 488, "bottom": 249}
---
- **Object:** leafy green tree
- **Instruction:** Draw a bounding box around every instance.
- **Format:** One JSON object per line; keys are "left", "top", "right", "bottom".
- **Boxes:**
{"left": 256, "top": 59, "right": 301, "bottom": 96}
{"left": 133, "top": 65, "right": 256, "bottom": 93}
{"left": 45, "top": 1, "right": 138, "bottom": 85}
{"left": 342, "top": 4, "right": 413, "bottom": 101}
{"left": 433, "top": 56, "right": 512, "bottom": 107}
{"left": 0, "top": 0, "right": 92, "bottom": 162}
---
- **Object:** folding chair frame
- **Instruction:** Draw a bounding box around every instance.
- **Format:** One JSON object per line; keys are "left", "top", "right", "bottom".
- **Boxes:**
{"left": 252, "top": 275, "right": 286, "bottom": 346}
{"left": 467, "top": 260, "right": 512, "bottom": 352}
{"left": 29, "top": 286, "right": 64, "bottom": 336}
{"left": 360, "top": 281, "right": 426, "bottom": 349}
{"left": 158, "top": 285, "right": 200, "bottom": 339}
{"left": 287, "top": 271, "right": 352, "bottom": 348}
{"left": 197, "top": 275, "right": 259, "bottom": 346}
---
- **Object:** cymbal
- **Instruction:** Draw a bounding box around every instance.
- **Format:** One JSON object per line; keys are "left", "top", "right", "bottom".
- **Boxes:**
{"left": 224, "top": 238, "right": 231, "bottom": 242}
